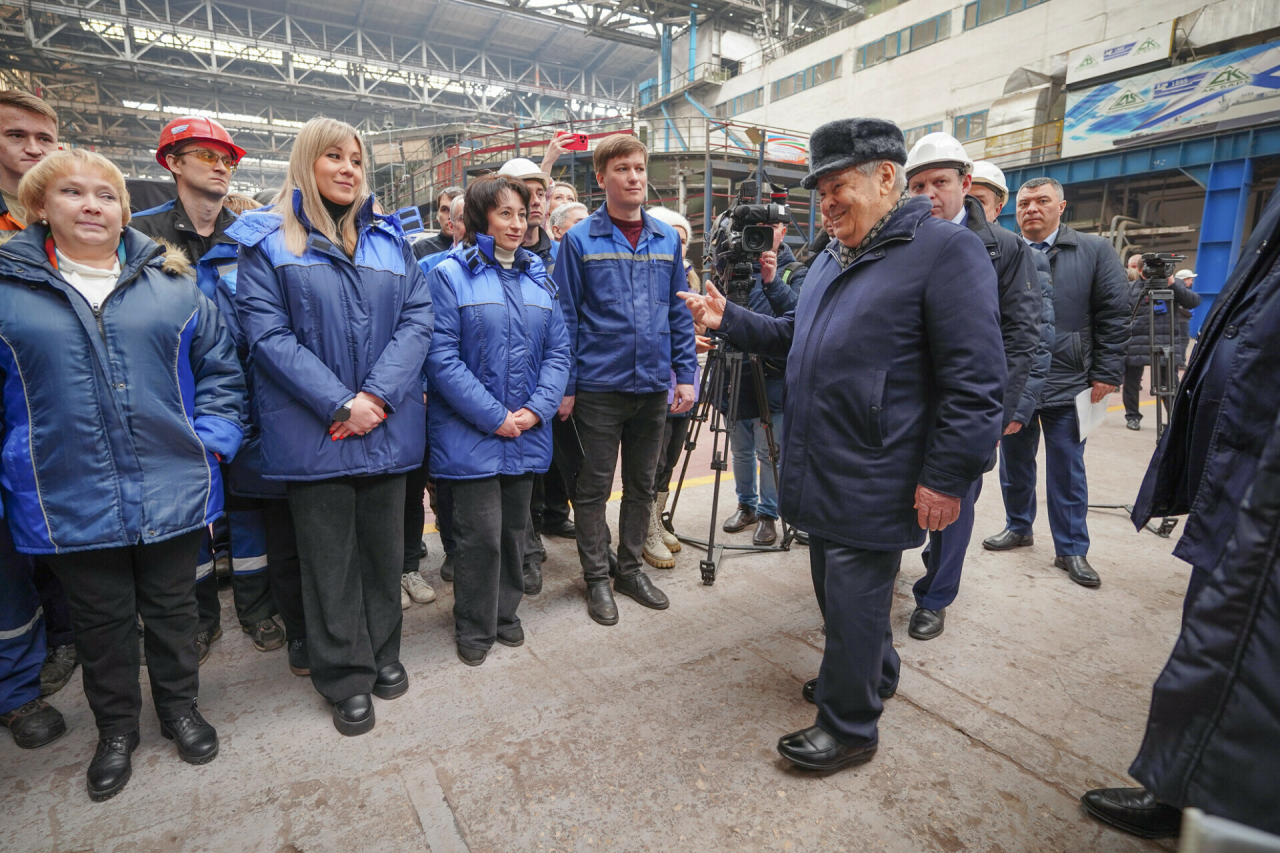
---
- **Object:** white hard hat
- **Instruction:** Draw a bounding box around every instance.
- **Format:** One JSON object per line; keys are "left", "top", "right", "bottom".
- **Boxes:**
{"left": 497, "top": 157, "right": 550, "bottom": 188}
{"left": 970, "top": 161, "right": 1009, "bottom": 199}
{"left": 1174, "top": 269, "right": 1198, "bottom": 281}
{"left": 905, "top": 132, "right": 973, "bottom": 179}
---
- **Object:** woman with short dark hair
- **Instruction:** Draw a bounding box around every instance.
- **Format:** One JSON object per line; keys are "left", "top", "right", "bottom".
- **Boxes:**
{"left": 426, "top": 176, "right": 570, "bottom": 666}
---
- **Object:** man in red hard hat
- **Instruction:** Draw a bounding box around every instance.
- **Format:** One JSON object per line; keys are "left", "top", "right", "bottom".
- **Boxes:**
{"left": 132, "top": 117, "right": 290, "bottom": 664}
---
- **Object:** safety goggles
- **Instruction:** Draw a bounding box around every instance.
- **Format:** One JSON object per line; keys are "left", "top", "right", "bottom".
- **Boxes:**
{"left": 177, "top": 148, "right": 240, "bottom": 172}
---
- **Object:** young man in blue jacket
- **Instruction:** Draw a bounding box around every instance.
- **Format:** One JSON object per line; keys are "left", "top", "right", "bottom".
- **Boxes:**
{"left": 551, "top": 134, "right": 698, "bottom": 625}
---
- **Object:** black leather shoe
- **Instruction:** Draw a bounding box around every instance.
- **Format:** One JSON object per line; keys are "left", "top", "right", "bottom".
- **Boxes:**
{"left": 373, "top": 662, "right": 409, "bottom": 700}
{"left": 1126, "top": 416, "right": 1142, "bottom": 431}
{"left": 753, "top": 517, "right": 778, "bottom": 545}
{"left": 332, "top": 694, "right": 375, "bottom": 736}
{"left": 587, "top": 581, "right": 619, "bottom": 625}
{"left": 439, "top": 554, "right": 455, "bottom": 582}
{"left": 0, "top": 697, "right": 67, "bottom": 748}
{"left": 87, "top": 731, "right": 139, "bottom": 801}
{"left": 908, "top": 606, "right": 945, "bottom": 640}
{"left": 614, "top": 572, "right": 669, "bottom": 610}
{"left": 288, "top": 638, "right": 310, "bottom": 676}
{"left": 40, "top": 644, "right": 78, "bottom": 696}
{"left": 543, "top": 519, "right": 576, "bottom": 538}
{"left": 496, "top": 625, "right": 525, "bottom": 647}
{"left": 1055, "top": 555, "right": 1101, "bottom": 588}
{"left": 1081, "top": 787, "right": 1181, "bottom": 839}
{"left": 523, "top": 560, "right": 543, "bottom": 596}
{"left": 242, "top": 617, "right": 285, "bottom": 652}
{"left": 982, "top": 529, "right": 1034, "bottom": 551}
{"left": 778, "top": 725, "right": 877, "bottom": 771}
{"left": 456, "top": 645, "right": 487, "bottom": 666}
{"left": 803, "top": 678, "right": 894, "bottom": 704}
{"left": 160, "top": 706, "right": 219, "bottom": 764}
{"left": 794, "top": 530, "right": 809, "bottom": 546}
{"left": 723, "top": 504, "right": 758, "bottom": 533}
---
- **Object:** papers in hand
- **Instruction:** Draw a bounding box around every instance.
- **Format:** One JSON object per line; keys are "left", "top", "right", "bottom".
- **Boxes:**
{"left": 1075, "top": 387, "right": 1108, "bottom": 442}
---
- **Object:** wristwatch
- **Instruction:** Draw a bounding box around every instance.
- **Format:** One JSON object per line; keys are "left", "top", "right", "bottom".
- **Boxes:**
{"left": 333, "top": 403, "right": 352, "bottom": 422}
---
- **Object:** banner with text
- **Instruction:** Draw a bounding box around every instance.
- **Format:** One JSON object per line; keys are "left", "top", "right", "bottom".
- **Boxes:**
{"left": 1066, "top": 22, "right": 1176, "bottom": 87}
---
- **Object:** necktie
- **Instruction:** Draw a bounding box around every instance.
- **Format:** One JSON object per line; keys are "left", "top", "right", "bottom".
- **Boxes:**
{"left": 1032, "top": 241, "right": 1050, "bottom": 254}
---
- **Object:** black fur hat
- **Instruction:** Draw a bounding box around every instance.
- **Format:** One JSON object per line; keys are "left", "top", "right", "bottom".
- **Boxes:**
{"left": 801, "top": 118, "right": 908, "bottom": 190}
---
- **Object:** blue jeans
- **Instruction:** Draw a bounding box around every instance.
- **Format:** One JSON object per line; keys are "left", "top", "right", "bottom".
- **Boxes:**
{"left": 730, "top": 413, "right": 783, "bottom": 519}
{"left": 999, "top": 405, "right": 1090, "bottom": 556}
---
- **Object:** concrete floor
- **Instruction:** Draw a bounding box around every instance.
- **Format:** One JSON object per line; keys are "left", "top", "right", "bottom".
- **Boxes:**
{"left": 1, "top": 401, "right": 1187, "bottom": 853}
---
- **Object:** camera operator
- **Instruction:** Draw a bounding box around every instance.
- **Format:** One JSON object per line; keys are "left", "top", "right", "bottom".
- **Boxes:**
{"left": 1122, "top": 266, "right": 1200, "bottom": 431}
{"left": 681, "top": 118, "right": 1005, "bottom": 773}
{"left": 717, "top": 221, "right": 803, "bottom": 547}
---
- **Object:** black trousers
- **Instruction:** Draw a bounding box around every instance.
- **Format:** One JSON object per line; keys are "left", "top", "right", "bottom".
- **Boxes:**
{"left": 435, "top": 479, "right": 456, "bottom": 555}
{"left": 263, "top": 499, "right": 305, "bottom": 641}
{"left": 809, "top": 537, "right": 901, "bottom": 748}
{"left": 287, "top": 474, "right": 406, "bottom": 703}
{"left": 403, "top": 463, "right": 429, "bottom": 573}
{"left": 654, "top": 416, "right": 692, "bottom": 493}
{"left": 33, "top": 561, "right": 74, "bottom": 648}
{"left": 45, "top": 530, "right": 204, "bottom": 738}
{"left": 451, "top": 474, "right": 534, "bottom": 650}
{"left": 1123, "top": 363, "right": 1174, "bottom": 423}
{"left": 573, "top": 391, "right": 668, "bottom": 583}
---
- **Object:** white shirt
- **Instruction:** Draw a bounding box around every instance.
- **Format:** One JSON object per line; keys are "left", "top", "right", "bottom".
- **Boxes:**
{"left": 1022, "top": 227, "right": 1060, "bottom": 251}
{"left": 950, "top": 207, "right": 968, "bottom": 227}
{"left": 56, "top": 249, "right": 120, "bottom": 312}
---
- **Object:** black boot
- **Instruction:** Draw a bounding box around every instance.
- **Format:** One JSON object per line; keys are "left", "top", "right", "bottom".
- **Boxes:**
{"left": 373, "top": 662, "right": 409, "bottom": 700}
{"left": 908, "top": 606, "right": 946, "bottom": 640}
{"left": 160, "top": 705, "right": 219, "bottom": 765}
{"left": 288, "top": 637, "right": 310, "bottom": 676}
{"left": 439, "top": 554, "right": 455, "bottom": 582}
{"left": 0, "top": 697, "right": 67, "bottom": 748}
{"left": 1081, "top": 787, "right": 1181, "bottom": 839}
{"left": 613, "top": 572, "right": 669, "bottom": 610}
{"left": 40, "top": 644, "right": 78, "bottom": 696}
{"left": 777, "top": 725, "right": 877, "bottom": 771}
{"left": 332, "top": 695, "right": 375, "bottom": 736}
{"left": 523, "top": 560, "right": 543, "bottom": 596}
{"left": 86, "top": 731, "right": 140, "bottom": 802}
{"left": 586, "top": 581, "right": 618, "bottom": 625}
{"left": 723, "top": 503, "right": 758, "bottom": 533}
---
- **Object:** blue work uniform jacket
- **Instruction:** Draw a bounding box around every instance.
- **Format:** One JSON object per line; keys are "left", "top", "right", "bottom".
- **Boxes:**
{"left": 0, "top": 226, "right": 246, "bottom": 554}
{"left": 425, "top": 234, "right": 571, "bottom": 480}
{"left": 719, "top": 196, "right": 1006, "bottom": 551}
{"left": 551, "top": 204, "right": 697, "bottom": 395}
{"left": 229, "top": 192, "right": 434, "bottom": 481}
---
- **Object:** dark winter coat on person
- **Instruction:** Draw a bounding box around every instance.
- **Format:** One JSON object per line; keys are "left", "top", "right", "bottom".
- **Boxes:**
{"left": 719, "top": 195, "right": 1006, "bottom": 551}
{"left": 229, "top": 191, "right": 434, "bottom": 481}
{"left": 962, "top": 195, "right": 1041, "bottom": 429}
{"left": 1035, "top": 224, "right": 1131, "bottom": 407}
{"left": 1011, "top": 250, "right": 1056, "bottom": 426}
{"left": 551, "top": 204, "right": 697, "bottom": 396}
{"left": 131, "top": 197, "right": 240, "bottom": 299}
{"left": 1124, "top": 276, "right": 1201, "bottom": 369}
{"left": 1127, "top": 187, "right": 1280, "bottom": 831}
{"left": 424, "top": 234, "right": 571, "bottom": 480}
{"left": 0, "top": 226, "right": 246, "bottom": 554}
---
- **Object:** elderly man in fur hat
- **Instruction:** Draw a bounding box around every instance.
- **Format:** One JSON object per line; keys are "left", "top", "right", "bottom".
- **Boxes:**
{"left": 681, "top": 118, "right": 1006, "bottom": 772}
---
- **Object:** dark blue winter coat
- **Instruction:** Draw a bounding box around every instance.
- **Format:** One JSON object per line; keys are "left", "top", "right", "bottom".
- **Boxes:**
{"left": 229, "top": 192, "right": 434, "bottom": 481}
{"left": 0, "top": 226, "right": 246, "bottom": 554}
{"left": 1127, "top": 187, "right": 1280, "bottom": 831}
{"left": 425, "top": 235, "right": 570, "bottom": 480}
{"left": 1012, "top": 250, "right": 1056, "bottom": 426}
{"left": 719, "top": 195, "right": 1006, "bottom": 551}
{"left": 551, "top": 204, "right": 697, "bottom": 396}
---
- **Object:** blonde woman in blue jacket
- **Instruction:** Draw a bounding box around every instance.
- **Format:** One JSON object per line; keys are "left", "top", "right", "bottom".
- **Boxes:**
{"left": 425, "top": 176, "right": 570, "bottom": 666}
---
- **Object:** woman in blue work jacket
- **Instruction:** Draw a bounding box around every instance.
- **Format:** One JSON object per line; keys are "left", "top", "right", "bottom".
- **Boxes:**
{"left": 425, "top": 176, "right": 570, "bottom": 666}
{"left": 230, "top": 118, "right": 434, "bottom": 737}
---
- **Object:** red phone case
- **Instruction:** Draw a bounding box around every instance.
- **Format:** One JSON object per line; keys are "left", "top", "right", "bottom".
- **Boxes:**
{"left": 562, "top": 133, "right": 589, "bottom": 151}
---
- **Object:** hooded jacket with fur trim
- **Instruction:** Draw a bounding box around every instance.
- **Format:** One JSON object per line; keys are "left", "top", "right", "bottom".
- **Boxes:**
{"left": 0, "top": 225, "right": 246, "bottom": 554}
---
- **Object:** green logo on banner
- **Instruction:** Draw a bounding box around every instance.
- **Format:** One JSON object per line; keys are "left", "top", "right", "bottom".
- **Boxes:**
{"left": 1077, "top": 54, "right": 1098, "bottom": 69}
{"left": 1204, "top": 66, "right": 1249, "bottom": 92}
{"left": 1108, "top": 90, "right": 1147, "bottom": 112}
{"left": 1136, "top": 38, "right": 1162, "bottom": 54}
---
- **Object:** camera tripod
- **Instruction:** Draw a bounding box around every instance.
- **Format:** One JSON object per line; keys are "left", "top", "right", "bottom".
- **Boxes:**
{"left": 1088, "top": 276, "right": 1181, "bottom": 538}
{"left": 665, "top": 332, "right": 795, "bottom": 585}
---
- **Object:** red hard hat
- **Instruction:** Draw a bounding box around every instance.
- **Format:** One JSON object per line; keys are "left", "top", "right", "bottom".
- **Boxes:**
{"left": 156, "top": 117, "right": 246, "bottom": 170}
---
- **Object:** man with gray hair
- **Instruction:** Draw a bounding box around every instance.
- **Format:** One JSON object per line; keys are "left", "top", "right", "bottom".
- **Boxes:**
{"left": 549, "top": 201, "right": 588, "bottom": 241}
{"left": 681, "top": 118, "right": 1006, "bottom": 772}
{"left": 983, "top": 177, "right": 1129, "bottom": 588}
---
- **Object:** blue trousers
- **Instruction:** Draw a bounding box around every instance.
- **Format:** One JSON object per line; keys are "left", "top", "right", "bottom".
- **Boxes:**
{"left": 915, "top": 477, "right": 983, "bottom": 610}
{"left": 730, "top": 414, "right": 783, "bottom": 519}
{"left": 0, "top": 519, "right": 44, "bottom": 715}
{"left": 810, "top": 537, "right": 900, "bottom": 747}
{"left": 999, "top": 406, "right": 1090, "bottom": 556}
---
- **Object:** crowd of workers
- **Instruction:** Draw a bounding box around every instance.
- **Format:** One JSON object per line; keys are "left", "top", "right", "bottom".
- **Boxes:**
{"left": 0, "top": 87, "right": 1276, "bottom": 841}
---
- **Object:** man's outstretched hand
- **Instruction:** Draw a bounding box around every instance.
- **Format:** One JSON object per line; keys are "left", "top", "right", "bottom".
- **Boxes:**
{"left": 915, "top": 485, "right": 962, "bottom": 531}
{"left": 679, "top": 280, "right": 728, "bottom": 330}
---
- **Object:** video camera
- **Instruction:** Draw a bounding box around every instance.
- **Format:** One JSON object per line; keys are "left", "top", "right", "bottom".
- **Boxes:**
{"left": 1140, "top": 252, "right": 1186, "bottom": 285}
{"left": 706, "top": 180, "right": 790, "bottom": 306}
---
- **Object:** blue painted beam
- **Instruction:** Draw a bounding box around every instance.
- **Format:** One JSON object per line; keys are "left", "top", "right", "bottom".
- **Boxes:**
{"left": 659, "top": 102, "right": 688, "bottom": 152}
{"left": 1190, "top": 158, "right": 1253, "bottom": 336}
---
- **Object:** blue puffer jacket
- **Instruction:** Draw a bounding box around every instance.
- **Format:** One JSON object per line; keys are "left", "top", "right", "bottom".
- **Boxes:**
{"left": 551, "top": 204, "right": 697, "bottom": 395}
{"left": 426, "top": 235, "right": 570, "bottom": 479}
{"left": 229, "top": 192, "right": 434, "bottom": 481}
{"left": 0, "top": 226, "right": 246, "bottom": 554}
